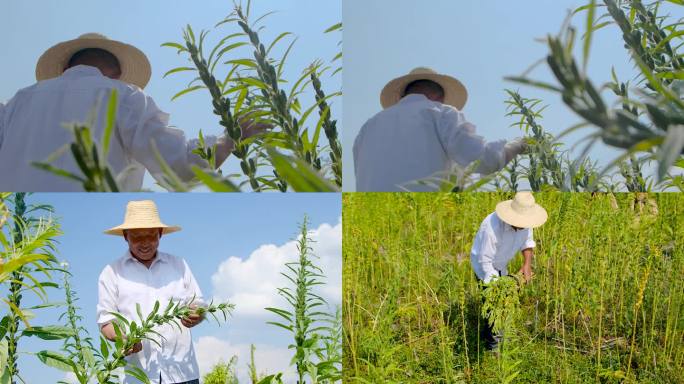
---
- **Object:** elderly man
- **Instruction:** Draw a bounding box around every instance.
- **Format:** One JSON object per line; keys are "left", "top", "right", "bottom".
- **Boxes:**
{"left": 470, "top": 192, "right": 548, "bottom": 350}
{"left": 353, "top": 67, "right": 526, "bottom": 191}
{"left": 0, "top": 33, "right": 262, "bottom": 191}
{"left": 97, "top": 200, "right": 204, "bottom": 384}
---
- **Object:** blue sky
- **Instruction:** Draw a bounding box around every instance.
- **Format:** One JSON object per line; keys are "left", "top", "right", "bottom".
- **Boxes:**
{"left": 0, "top": 0, "right": 341, "bottom": 191}
{"left": 4, "top": 193, "right": 341, "bottom": 383}
{"left": 342, "top": 0, "right": 679, "bottom": 191}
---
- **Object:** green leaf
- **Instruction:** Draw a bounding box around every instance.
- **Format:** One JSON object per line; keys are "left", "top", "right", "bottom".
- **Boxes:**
{"left": 163, "top": 67, "right": 197, "bottom": 78}
{"left": 100, "top": 336, "right": 110, "bottom": 360}
{"left": 225, "top": 59, "right": 258, "bottom": 68}
{"left": 657, "top": 125, "right": 684, "bottom": 181}
{"left": 160, "top": 42, "right": 187, "bottom": 52}
{"left": 582, "top": 0, "right": 596, "bottom": 73}
{"left": 324, "top": 22, "right": 342, "bottom": 33}
{"left": 171, "top": 85, "right": 205, "bottom": 101}
{"left": 36, "top": 350, "right": 76, "bottom": 372}
{"left": 22, "top": 325, "right": 75, "bottom": 340}
{"left": 191, "top": 167, "right": 241, "bottom": 192}
{"left": 101, "top": 89, "right": 118, "bottom": 160}
{"left": 0, "top": 317, "right": 8, "bottom": 341}
{"left": 267, "top": 148, "right": 337, "bottom": 192}
{"left": 125, "top": 366, "right": 152, "bottom": 384}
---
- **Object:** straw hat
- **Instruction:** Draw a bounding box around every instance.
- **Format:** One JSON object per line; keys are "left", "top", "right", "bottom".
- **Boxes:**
{"left": 495, "top": 192, "right": 548, "bottom": 229}
{"left": 380, "top": 67, "right": 468, "bottom": 110}
{"left": 35, "top": 33, "right": 152, "bottom": 89}
{"left": 104, "top": 200, "right": 180, "bottom": 236}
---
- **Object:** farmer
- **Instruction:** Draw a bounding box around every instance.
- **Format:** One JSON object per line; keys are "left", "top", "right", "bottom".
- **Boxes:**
{"left": 97, "top": 200, "right": 204, "bottom": 384}
{"left": 0, "top": 33, "right": 265, "bottom": 191}
{"left": 353, "top": 67, "right": 527, "bottom": 191}
{"left": 470, "top": 191, "right": 548, "bottom": 350}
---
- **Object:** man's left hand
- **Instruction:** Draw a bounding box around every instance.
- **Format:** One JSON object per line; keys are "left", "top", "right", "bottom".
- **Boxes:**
{"left": 518, "top": 263, "right": 534, "bottom": 284}
{"left": 181, "top": 305, "right": 204, "bottom": 328}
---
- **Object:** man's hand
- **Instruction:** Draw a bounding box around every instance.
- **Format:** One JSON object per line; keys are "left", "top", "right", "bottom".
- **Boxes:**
{"left": 181, "top": 304, "right": 204, "bottom": 328}
{"left": 518, "top": 247, "right": 535, "bottom": 284}
{"left": 213, "top": 116, "right": 273, "bottom": 169}
{"left": 124, "top": 341, "right": 143, "bottom": 356}
{"left": 504, "top": 137, "right": 528, "bottom": 163}
{"left": 101, "top": 323, "right": 143, "bottom": 356}
{"left": 517, "top": 263, "right": 534, "bottom": 284}
{"left": 238, "top": 116, "right": 273, "bottom": 139}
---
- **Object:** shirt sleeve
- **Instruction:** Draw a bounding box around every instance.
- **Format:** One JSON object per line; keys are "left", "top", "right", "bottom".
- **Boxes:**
{"left": 472, "top": 224, "right": 500, "bottom": 284}
{"left": 182, "top": 259, "right": 206, "bottom": 307}
{"left": 522, "top": 228, "right": 536, "bottom": 250}
{"left": 437, "top": 107, "right": 507, "bottom": 174}
{"left": 96, "top": 266, "right": 118, "bottom": 327}
{"left": 117, "top": 87, "right": 216, "bottom": 183}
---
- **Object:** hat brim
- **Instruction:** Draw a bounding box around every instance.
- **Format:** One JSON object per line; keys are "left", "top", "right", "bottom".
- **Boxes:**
{"left": 36, "top": 37, "right": 152, "bottom": 89}
{"left": 104, "top": 224, "right": 181, "bottom": 236}
{"left": 495, "top": 200, "right": 548, "bottom": 229}
{"left": 380, "top": 72, "right": 468, "bottom": 110}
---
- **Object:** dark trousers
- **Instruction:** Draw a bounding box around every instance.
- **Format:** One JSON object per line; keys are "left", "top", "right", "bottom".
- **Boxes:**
{"left": 478, "top": 270, "right": 502, "bottom": 350}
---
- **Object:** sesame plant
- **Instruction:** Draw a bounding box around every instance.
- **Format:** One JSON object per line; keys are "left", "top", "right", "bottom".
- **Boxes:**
{"left": 0, "top": 193, "right": 63, "bottom": 384}
{"left": 343, "top": 192, "right": 684, "bottom": 383}
{"left": 162, "top": 0, "right": 341, "bottom": 192}
{"left": 264, "top": 218, "right": 342, "bottom": 384}
{"left": 507, "top": 0, "right": 684, "bottom": 185}
{"left": 480, "top": 276, "right": 523, "bottom": 384}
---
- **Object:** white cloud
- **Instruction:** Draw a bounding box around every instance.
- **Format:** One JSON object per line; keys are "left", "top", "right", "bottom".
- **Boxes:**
{"left": 211, "top": 219, "right": 341, "bottom": 317}
{"left": 195, "top": 336, "right": 296, "bottom": 383}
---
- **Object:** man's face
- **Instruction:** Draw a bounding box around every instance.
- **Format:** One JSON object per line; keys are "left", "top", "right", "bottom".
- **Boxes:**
{"left": 124, "top": 228, "right": 162, "bottom": 261}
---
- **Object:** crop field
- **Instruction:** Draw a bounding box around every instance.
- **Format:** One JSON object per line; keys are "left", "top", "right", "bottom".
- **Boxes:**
{"left": 343, "top": 192, "right": 684, "bottom": 383}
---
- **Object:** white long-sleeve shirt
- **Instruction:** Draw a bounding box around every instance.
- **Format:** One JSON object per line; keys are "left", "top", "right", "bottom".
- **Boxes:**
{"left": 353, "top": 94, "right": 507, "bottom": 191}
{"left": 0, "top": 65, "right": 216, "bottom": 191}
{"left": 470, "top": 212, "right": 536, "bottom": 283}
{"left": 97, "top": 251, "right": 204, "bottom": 384}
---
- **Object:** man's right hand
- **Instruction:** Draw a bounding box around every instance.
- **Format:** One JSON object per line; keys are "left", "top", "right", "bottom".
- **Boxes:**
{"left": 504, "top": 137, "right": 528, "bottom": 163}
{"left": 125, "top": 341, "right": 143, "bottom": 356}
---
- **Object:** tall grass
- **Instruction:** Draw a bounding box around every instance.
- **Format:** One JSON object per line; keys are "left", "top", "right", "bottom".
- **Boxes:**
{"left": 343, "top": 193, "right": 684, "bottom": 383}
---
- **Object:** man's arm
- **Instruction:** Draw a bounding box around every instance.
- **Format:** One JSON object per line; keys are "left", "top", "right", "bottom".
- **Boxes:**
{"left": 180, "top": 259, "right": 205, "bottom": 328}
{"left": 437, "top": 107, "right": 526, "bottom": 174}
{"left": 118, "top": 90, "right": 268, "bottom": 182}
{"left": 517, "top": 228, "right": 537, "bottom": 283}
{"left": 96, "top": 267, "right": 142, "bottom": 355}
{"left": 472, "top": 224, "right": 500, "bottom": 284}
{"left": 519, "top": 248, "right": 534, "bottom": 283}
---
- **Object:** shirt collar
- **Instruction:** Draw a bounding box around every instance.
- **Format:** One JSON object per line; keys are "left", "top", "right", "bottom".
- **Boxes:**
{"left": 398, "top": 93, "right": 430, "bottom": 104}
{"left": 124, "top": 250, "right": 167, "bottom": 266}
{"left": 61, "top": 65, "right": 105, "bottom": 78}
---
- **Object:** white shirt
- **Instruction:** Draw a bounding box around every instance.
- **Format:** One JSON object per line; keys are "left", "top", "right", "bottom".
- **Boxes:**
{"left": 97, "top": 251, "right": 204, "bottom": 384}
{"left": 353, "top": 94, "right": 507, "bottom": 191}
{"left": 470, "top": 212, "right": 536, "bottom": 283}
{"left": 0, "top": 66, "right": 216, "bottom": 191}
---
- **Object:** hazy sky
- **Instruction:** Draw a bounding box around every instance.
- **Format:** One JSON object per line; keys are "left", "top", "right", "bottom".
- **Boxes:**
{"left": 5, "top": 193, "right": 341, "bottom": 383}
{"left": 342, "top": 0, "right": 677, "bottom": 191}
{"left": 1, "top": 0, "right": 341, "bottom": 191}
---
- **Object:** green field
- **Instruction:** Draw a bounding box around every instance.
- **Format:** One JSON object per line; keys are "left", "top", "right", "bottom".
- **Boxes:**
{"left": 343, "top": 193, "right": 684, "bottom": 383}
